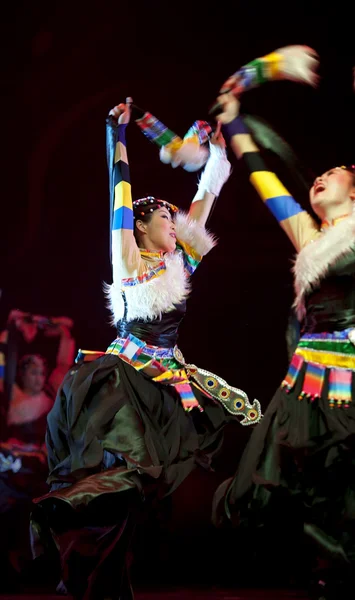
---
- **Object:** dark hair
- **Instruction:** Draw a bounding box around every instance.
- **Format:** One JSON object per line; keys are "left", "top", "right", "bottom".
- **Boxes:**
{"left": 134, "top": 212, "right": 154, "bottom": 225}
{"left": 133, "top": 211, "right": 154, "bottom": 244}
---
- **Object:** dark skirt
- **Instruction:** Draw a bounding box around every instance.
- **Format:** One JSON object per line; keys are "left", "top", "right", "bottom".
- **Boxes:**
{"left": 32, "top": 354, "right": 234, "bottom": 599}
{"left": 213, "top": 362, "right": 355, "bottom": 586}
{"left": 0, "top": 444, "right": 49, "bottom": 590}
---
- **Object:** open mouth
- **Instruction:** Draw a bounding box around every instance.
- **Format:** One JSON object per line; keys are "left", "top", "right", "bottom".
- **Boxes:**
{"left": 314, "top": 184, "right": 325, "bottom": 194}
{"left": 170, "top": 233, "right": 176, "bottom": 239}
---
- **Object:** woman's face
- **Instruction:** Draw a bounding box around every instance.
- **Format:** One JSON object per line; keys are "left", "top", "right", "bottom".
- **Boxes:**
{"left": 136, "top": 207, "right": 176, "bottom": 253}
{"left": 309, "top": 167, "right": 355, "bottom": 217}
{"left": 22, "top": 358, "right": 46, "bottom": 395}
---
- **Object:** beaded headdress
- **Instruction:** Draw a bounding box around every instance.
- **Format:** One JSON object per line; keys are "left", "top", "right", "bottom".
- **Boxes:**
{"left": 132, "top": 196, "right": 178, "bottom": 220}
{"left": 340, "top": 165, "right": 355, "bottom": 175}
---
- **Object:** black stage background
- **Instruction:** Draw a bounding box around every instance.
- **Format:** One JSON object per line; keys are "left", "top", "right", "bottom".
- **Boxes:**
{"left": 1, "top": 0, "right": 355, "bottom": 591}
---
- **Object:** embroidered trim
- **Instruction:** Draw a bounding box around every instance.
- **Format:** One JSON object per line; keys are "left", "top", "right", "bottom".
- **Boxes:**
{"left": 77, "top": 339, "right": 262, "bottom": 425}
{"left": 122, "top": 261, "right": 166, "bottom": 286}
{"left": 105, "top": 250, "right": 190, "bottom": 323}
{"left": 282, "top": 330, "right": 355, "bottom": 408}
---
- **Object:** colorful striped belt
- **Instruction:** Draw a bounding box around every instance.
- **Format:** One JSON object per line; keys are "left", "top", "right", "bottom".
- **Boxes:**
{"left": 282, "top": 328, "right": 355, "bottom": 408}
{"left": 106, "top": 336, "right": 175, "bottom": 365}
{"left": 76, "top": 338, "right": 174, "bottom": 364}
{"left": 76, "top": 334, "right": 262, "bottom": 426}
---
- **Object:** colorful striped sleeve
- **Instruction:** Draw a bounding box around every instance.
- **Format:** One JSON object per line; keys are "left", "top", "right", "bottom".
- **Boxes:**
{"left": 107, "top": 119, "right": 142, "bottom": 282}
{"left": 222, "top": 117, "right": 319, "bottom": 252}
{"left": 243, "top": 152, "right": 318, "bottom": 251}
{"left": 223, "top": 51, "right": 284, "bottom": 94}
{"left": 210, "top": 51, "right": 286, "bottom": 116}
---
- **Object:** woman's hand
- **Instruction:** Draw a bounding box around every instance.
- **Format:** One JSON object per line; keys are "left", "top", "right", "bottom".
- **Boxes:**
{"left": 109, "top": 97, "right": 132, "bottom": 124}
{"left": 215, "top": 92, "right": 241, "bottom": 125}
{"left": 210, "top": 122, "right": 226, "bottom": 149}
{"left": 44, "top": 317, "right": 73, "bottom": 338}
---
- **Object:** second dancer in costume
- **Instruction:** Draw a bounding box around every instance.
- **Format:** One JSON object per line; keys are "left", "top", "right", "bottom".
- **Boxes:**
{"left": 213, "top": 65, "right": 355, "bottom": 599}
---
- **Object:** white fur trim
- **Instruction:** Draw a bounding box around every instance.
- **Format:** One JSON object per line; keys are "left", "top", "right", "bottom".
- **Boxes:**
{"left": 159, "top": 142, "right": 209, "bottom": 172}
{"left": 193, "top": 142, "right": 231, "bottom": 200}
{"left": 293, "top": 212, "right": 355, "bottom": 319}
{"left": 176, "top": 144, "right": 209, "bottom": 172}
{"left": 105, "top": 250, "right": 190, "bottom": 324}
{"left": 174, "top": 211, "right": 217, "bottom": 256}
{"left": 159, "top": 146, "right": 172, "bottom": 164}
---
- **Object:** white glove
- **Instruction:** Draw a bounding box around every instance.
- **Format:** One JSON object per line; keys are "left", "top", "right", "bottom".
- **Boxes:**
{"left": 192, "top": 134, "right": 231, "bottom": 201}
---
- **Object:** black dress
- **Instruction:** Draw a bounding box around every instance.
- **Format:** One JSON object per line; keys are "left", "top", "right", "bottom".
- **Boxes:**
{"left": 31, "top": 118, "right": 261, "bottom": 600}
{"left": 0, "top": 413, "right": 49, "bottom": 589}
{"left": 31, "top": 305, "right": 258, "bottom": 599}
{"left": 214, "top": 248, "right": 355, "bottom": 591}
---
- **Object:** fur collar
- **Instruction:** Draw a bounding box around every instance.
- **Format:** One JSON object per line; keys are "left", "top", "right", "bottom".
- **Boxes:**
{"left": 174, "top": 212, "right": 217, "bottom": 256}
{"left": 105, "top": 213, "right": 216, "bottom": 325}
{"left": 106, "top": 250, "right": 190, "bottom": 324}
{"left": 293, "top": 211, "right": 355, "bottom": 319}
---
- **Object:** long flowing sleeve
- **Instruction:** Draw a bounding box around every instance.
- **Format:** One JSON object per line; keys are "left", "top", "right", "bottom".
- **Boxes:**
{"left": 210, "top": 50, "right": 286, "bottom": 116}
{"left": 106, "top": 117, "right": 142, "bottom": 283}
{"left": 222, "top": 117, "right": 319, "bottom": 252}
